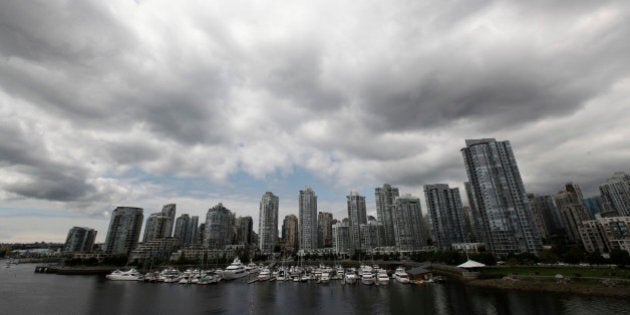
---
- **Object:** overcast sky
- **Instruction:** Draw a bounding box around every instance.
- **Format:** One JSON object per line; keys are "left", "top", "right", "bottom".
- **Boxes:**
{"left": 1, "top": 1, "right": 629, "bottom": 243}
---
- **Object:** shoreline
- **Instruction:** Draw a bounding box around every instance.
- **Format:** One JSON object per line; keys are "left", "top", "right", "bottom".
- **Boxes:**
{"left": 465, "top": 277, "right": 630, "bottom": 299}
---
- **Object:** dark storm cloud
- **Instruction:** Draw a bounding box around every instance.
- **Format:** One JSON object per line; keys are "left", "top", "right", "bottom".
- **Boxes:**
{"left": 0, "top": 123, "right": 98, "bottom": 202}
{"left": 0, "top": 0, "right": 629, "bottom": 210}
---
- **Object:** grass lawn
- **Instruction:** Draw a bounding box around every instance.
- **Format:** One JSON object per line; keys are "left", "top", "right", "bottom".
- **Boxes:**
{"left": 481, "top": 266, "right": 630, "bottom": 279}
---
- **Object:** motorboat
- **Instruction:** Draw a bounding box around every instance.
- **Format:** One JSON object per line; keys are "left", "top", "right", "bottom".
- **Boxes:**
{"left": 320, "top": 271, "right": 330, "bottom": 283}
{"left": 257, "top": 268, "right": 271, "bottom": 281}
{"left": 394, "top": 267, "right": 410, "bottom": 284}
{"left": 106, "top": 269, "right": 143, "bottom": 281}
{"left": 376, "top": 269, "right": 390, "bottom": 285}
{"left": 220, "top": 257, "right": 249, "bottom": 280}
{"left": 344, "top": 272, "right": 357, "bottom": 284}
{"left": 361, "top": 270, "right": 375, "bottom": 285}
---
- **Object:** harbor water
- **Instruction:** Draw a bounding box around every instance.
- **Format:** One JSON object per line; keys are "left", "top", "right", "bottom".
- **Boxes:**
{"left": 1, "top": 263, "right": 629, "bottom": 314}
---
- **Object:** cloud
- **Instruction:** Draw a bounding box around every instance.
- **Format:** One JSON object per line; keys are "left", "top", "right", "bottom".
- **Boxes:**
{"left": 1, "top": 1, "right": 630, "bottom": 242}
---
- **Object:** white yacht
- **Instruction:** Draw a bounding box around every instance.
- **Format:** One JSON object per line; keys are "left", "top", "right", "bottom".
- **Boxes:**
{"left": 394, "top": 267, "right": 410, "bottom": 284}
{"left": 221, "top": 257, "right": 249, "bottom": 280}
{"left": 376, "top": 269, "right": 390, "bottom": 285}
{"left": 361, "top": 270, "right": 375, "bottom": 285}
{"left": 106, "top": 269, "right": 143, "bottom": 281}
{"left": 320, "top": 271, "right": 331, "bottom": 283}
{"left": 257, "top": 268, "right": 271, "bottom": 281}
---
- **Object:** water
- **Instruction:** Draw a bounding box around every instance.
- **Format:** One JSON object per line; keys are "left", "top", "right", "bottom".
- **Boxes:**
{"left": 1, "top": 263, "right": 629, "bottom": 314}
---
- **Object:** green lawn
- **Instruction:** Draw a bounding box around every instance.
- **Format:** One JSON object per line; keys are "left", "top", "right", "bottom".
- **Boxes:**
{"left": 481, "top": 266, "right": 630, "bottom": 279}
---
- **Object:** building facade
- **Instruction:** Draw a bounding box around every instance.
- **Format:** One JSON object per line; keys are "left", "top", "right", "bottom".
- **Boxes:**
{"left": 599, "top": 172, "right": 630, "bottom": 216}
{"left": 281, "top": 214, "right": 299, "bottom": 252}
{"left": 318, "top": 212, "right": 334, "bottom": 248}
{"left": 424, "top": 184, "right": 468, "bottom": 250}
{"left": 259, "top": 192, "right": 279, "bottom": 254}
{"left": 332, "top": 219, "right": 351, "bottom": 255}
{"left": 393, "top": 194, "right": 425, "bottom": 252}
{"left": 104, "top": 207, "right": 144, "bottom": 255}
{"left": 347, "top": 191, "right": 367, "bottom": 252}
{"left": 63, "top": 226, "right": 97, "bottom": 253}
{"left": 375, "top": 184, "right": 399, "bottom": 246}
{"left": 555, "top": 183, "right": 591, "bottom": 242}
{"left": 174, "top": 214, "right": 190, "bottom": 243}
{"left": 143, "top": 213, "right": 171, "bottom": 243}
{"left": 235, "top": 216, "right": 253, "bottom": 245}
{"left": 204, "top": 203, "right": 233, "bottom": 249}
{"left": 299, "top": 187, "right": 318, "bottom": 250}
{"left": 461, "top": 138, "right": 542, "bottom": 255}
{"left": 161, "top": 204, "right": 176, "bottom": 238}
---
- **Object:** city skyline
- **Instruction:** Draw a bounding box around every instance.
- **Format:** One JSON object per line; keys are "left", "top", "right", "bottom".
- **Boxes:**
{"left": 2, "top": 1, "right": 630, "bottom": 243}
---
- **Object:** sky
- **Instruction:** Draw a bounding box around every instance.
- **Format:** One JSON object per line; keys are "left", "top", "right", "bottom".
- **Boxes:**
{"left": 1, "top": 1, "right": 629, "bottom": 243}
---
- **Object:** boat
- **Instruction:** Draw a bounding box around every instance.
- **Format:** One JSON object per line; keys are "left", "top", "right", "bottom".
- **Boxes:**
{"left": 376, "top": 269, "right": 390, "bottom": 285}
{"left": 320, "top": 271, "right": 330, "bottom": 283}
{"left": 361, "top": 270, "right": 375, "bottom": 285}
{"left": 106, "top": 269, "right": 143, "bottom": 281}
{"left": 394, "top": 267, "right": 410, "bottom": 284}
{"left": 220, "top": 257, "right": 250, "bottom": 280}
{"left": 257, "top": 268, "right": 271, "bottom": 281}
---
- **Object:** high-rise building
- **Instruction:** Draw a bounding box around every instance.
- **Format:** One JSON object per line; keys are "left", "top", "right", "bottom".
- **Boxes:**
{"left": 464, "top": 181, "right": 482, "bottom": 242}
{"left": 299, "top": 187, "right": 318, "bottom": 251}
{"left": 528, "top": 194, "right": 564, "bottom": 238}
{"left": 104, "top": 207, "right": 144, "bottom": 255}
{"left": 259, "top": 192, "right": 279, "bottom": 254}
{"left": 318, "top": 212, "right": 334, "bottom": 248}
{"left": 161, "top": 204, "right": 176, "bottom": 237}
{"left": 599, "top": 172, "right": 630, "bottom": 216}
{"left": 424, "top": 184, "right": 468, "bottom": 250}
{"left": 360, "top": 217, "right": 383, "bottom": 252}
{"left": 332, "top": 219, "right": 351, "bottom": 255}
{"left": 347, "top": 191, "right": 367, "bottom": 251}
{"left": 204, "top": 203, "right": 233, "bottom": 249}
{"left": 188, "top": 216, "right": 199, "bottom": 244}
{"left": 174, "top": 214, "right": 190, "bottom": 242}
{"left": 583, "top": 196, "right": 605, "bottom": 219}
{"left": 580, "top": 216, "right": 630, "bottom": 254}
{"left": 461, "top": 138, "right": 542, "bottom": 254}
{"left": 63, "top": 226, "right": 97, "bottom": 253}
{"left": 281, "top": 214, "right": 299, "bottom": 252}
{"left": 143, "top": 204, "right": 177, "bottom": 242}
{"left": 392, "top": 194, "right": 425, "bottom": 252}
{"left": 555, "top": 183, "right": 591, "bottom": 242}
{"left": 235, "top": 216, "right": 253, "bottom": 245}
{"left": 375, "top": 184, "right": 399, "bottom": 246}
{"left": 143, "top": 213, "right": 171, "bottom": 243}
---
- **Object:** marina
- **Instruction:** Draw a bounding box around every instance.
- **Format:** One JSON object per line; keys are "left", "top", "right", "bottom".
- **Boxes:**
{"left": 3, "top": 262, "right": 630, "bottom": 314}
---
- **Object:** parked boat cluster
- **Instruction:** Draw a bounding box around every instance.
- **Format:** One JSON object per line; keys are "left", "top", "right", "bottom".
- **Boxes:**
{"left": 105, "top": 257, "right": 443, "bottom": 286}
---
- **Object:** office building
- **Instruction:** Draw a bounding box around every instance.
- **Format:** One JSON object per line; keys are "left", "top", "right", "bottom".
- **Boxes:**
{"left": 555, "top": 183, "right": 591, "bottom": 242}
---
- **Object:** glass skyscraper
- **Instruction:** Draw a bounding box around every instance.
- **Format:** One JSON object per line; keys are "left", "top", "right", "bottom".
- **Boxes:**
{"left": 104, "top": 207, "right": 144, "bottom": 255}
{"left": 299, "top": 187, "right": 318, "bottom": 251}
{"left": 259, "top": 192, "right": 279, "bottom": 254}
{"left": 461, "top": 138, "right": 541, "bottom": 254}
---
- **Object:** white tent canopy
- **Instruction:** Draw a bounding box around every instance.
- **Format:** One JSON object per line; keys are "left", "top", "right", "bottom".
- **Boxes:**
{"left": 457, "top": 259, "right": 486, "bottom": 269}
